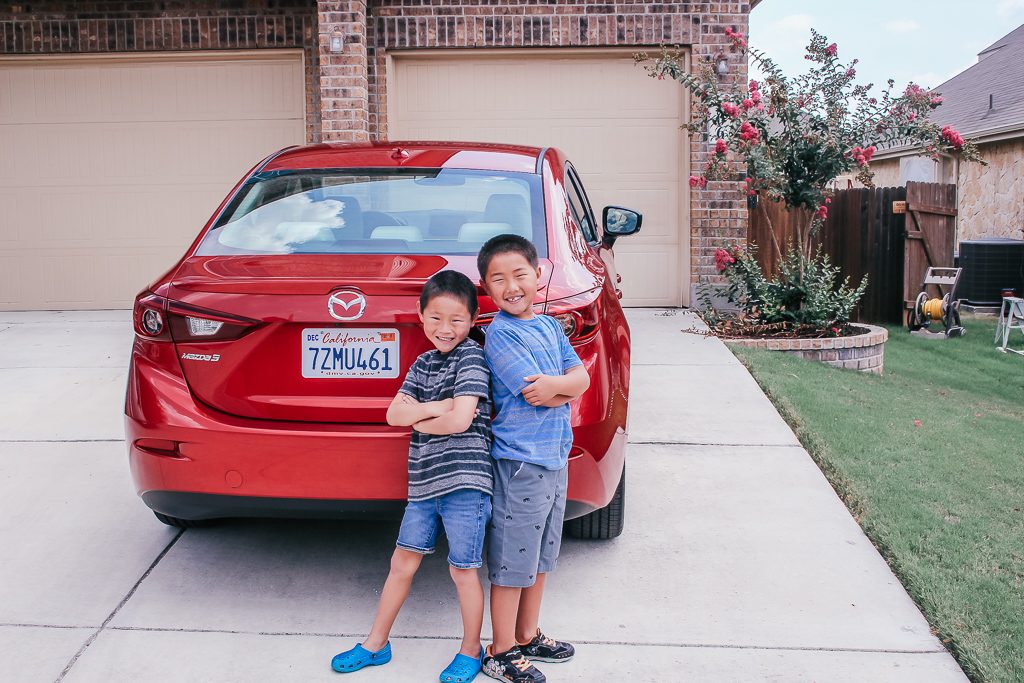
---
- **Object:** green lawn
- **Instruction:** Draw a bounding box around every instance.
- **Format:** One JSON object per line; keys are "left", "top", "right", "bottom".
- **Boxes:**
{"left": 730, "top": 316, "right": 1024, "bottom": 683}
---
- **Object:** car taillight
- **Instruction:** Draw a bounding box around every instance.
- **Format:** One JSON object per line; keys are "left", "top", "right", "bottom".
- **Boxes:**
{"left": 166, "top": 301, "right": 260, "bottom": 342}
{"left": 133, "top": 292, "right": 171, "bottom": 341}
{"left": 548, "top": 289, "right": 601, "bottom": 343}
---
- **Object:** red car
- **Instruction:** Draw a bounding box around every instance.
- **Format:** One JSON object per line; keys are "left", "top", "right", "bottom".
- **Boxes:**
{"left": 125, "top": 141, "right": 640, "bottom": 539}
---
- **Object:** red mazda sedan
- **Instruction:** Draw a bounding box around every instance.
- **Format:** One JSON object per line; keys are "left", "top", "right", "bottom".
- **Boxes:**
{"left": 125, "top": 142, "right": 639, "bottom": 539}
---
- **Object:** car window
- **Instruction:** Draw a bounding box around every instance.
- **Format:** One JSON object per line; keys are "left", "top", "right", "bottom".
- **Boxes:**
{"left": 197, "top": 169, "right": 547, "bottom": 257}
{"left": 565, "top": 164, "right": 599, "bottom": 245}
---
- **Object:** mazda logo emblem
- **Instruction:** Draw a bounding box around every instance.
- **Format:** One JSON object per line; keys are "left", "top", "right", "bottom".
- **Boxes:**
{"left": 328, "top": 290, "right": 367, "bottom": 321}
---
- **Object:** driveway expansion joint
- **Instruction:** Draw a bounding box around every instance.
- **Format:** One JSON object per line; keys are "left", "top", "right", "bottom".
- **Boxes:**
{"left": 54, "top": 528, "right": 186, "bottom": 683}
{"left": 99, "top": 625, "right": 946, "bottom": 655}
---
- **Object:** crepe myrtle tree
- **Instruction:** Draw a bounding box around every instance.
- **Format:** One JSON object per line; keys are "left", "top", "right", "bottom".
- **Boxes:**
{"left": 637, "top": 29, "right": 983, "bottom": 272}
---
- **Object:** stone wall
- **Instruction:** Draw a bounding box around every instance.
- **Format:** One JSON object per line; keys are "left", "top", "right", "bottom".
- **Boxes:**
{"left": 958, "top": 137, "right": 1024, "bottom": 241}
{"left": 725, "top": 324, "right": 889, "bottom": 375}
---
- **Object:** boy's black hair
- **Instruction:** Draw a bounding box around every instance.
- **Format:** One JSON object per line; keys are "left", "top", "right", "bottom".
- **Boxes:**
{"left": 476, "top": 234, "right": 539, "bottom": 279}
{"left": 419, "top": 269, "right": 479, "bottom": 318}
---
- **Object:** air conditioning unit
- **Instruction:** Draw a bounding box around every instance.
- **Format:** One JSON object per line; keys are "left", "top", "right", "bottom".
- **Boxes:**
{"left": 957, "top": 239, "right": 1024, "bottom": 304}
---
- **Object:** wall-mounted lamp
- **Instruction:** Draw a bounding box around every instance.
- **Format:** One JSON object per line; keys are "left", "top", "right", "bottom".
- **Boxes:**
{"left": 714, "top": 53, "right": 729, "bottom": 79}
{"left": 329, "top": 29, "right": 345, "bottom": 54}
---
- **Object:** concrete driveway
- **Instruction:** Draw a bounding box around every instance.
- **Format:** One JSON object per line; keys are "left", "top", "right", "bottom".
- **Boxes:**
{"left": 0, "top": 309, "right": 966, "bottom": 682}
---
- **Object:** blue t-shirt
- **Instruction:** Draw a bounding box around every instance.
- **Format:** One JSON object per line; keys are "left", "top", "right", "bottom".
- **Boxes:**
{"left": 484, "top": 312, "right": 584, "bottom": 470}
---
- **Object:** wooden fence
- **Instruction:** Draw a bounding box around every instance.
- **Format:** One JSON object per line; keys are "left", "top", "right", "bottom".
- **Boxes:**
{"left": 747, "top": 183, "right": 956, "bottom": 324}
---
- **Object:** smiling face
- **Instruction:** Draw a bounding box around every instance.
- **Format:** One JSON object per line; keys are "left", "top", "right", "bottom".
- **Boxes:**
{"left": 418, "top": 294, "right": 475, "bottom": 354}
{"left": 483, "top": 251, "right": 541, "bottom": 320}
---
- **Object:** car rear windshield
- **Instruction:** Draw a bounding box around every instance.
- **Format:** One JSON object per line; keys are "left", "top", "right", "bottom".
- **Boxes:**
{"left": 196, "top": 168, "right": 547, "bottom": 256}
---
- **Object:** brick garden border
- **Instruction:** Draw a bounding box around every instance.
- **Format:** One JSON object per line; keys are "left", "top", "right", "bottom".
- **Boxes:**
{"left": 724, "top": 324, "right": 889, "bottom": 375}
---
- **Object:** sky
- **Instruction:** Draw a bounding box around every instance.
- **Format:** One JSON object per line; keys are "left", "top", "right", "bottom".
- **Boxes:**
{"left": 749, "top": 0, "right": 1024, "bottom": 94}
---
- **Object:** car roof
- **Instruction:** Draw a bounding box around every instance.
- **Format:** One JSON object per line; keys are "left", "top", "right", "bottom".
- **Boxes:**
{"left": 262, "top": 141, "right": 544, "bottom": 174}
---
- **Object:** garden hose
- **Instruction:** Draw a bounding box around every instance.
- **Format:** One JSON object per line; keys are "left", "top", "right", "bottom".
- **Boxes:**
{"left": 922, "top": 297, "right": 945, "bottom": 321}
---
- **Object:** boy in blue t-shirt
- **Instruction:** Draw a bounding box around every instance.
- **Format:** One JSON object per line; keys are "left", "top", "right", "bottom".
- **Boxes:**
{"left": 331, "top": 270, "right": 494, "bottom": 683}
{"left": 477, "top": 235, "right": 591, "bottom": 683}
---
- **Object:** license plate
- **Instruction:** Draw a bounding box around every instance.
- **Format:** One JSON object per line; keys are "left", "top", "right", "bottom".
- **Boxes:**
{"left": 302, "top": 328, "right": 400, "bottom": 379}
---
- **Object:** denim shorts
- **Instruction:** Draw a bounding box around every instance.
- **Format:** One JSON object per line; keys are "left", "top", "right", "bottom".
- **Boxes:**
{"left": 396, "top": 488, "right": 492, "bottom": 569}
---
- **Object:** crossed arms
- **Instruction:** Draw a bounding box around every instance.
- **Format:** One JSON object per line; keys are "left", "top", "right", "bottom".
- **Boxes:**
{"left": 386, "top": 393, "right": 480, "bottom": 435}
{"left": 386, "top": 364, "right": 589, "bottom": 434}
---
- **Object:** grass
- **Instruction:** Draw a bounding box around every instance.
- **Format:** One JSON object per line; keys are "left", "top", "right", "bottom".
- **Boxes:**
{"left": 730, "top": 315, "right": 1024, "bottom": 683}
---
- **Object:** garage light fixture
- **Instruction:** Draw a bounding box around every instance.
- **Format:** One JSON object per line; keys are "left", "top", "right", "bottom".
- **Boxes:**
{"left": 714, "top": 53, "right": 729, "bottom": 79}
{"left": 329, "top": 29, "right": 345, "bottom": 54}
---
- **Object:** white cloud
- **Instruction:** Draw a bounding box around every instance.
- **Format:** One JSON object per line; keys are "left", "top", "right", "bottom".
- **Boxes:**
{"left": 997, "top": 0, "right": 1024, "bottom": 18}
{"left": 884, "top": 19, "right": 920, "bottom": 33}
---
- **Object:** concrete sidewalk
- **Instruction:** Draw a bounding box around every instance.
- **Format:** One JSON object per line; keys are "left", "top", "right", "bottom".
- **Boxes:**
{"left": 0, "top": 308, "right": 966, "bottom": 682}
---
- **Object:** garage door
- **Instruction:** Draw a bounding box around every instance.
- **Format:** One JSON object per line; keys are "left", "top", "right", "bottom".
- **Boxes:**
{"left": 0, "top": 52, "right": 305, "bottom": 310}
{"left": 388, "top": 51, "right": 689, "bottom": 306}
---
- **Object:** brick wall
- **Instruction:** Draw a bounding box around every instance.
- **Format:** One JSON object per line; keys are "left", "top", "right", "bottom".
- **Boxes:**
{"left": 0, "top": 1, "right": 321, "bottom": 141}
{"left": 353, "top": 0, "right": 751, "bottom": 289}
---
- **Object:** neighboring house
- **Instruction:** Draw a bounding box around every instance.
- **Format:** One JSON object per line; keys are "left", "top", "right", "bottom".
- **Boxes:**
{"left": 868, "top": 23, "right": 1024, "bottom": 244}
{"left": 0, "top": 1, "right": 756, "bottom": 311}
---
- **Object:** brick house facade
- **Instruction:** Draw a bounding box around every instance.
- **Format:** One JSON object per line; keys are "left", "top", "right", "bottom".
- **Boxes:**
{"left": 1, "top": 1, "right": 750, "bottom": 303}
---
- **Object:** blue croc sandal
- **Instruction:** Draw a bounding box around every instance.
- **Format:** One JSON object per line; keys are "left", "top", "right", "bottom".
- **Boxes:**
{"left": 439, "top": 647, "right": 483, "bottom": 683}
{"left": 331, "top": 642, "right": 392, "bottom": 673}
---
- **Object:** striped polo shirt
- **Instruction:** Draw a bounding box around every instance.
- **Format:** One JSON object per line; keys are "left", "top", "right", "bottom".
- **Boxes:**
{"left": 398, "top": 339, "right": 493, "bottom": 501}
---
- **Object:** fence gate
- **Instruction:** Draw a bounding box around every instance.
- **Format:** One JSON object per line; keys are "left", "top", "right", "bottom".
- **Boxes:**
{"left": 903, "top": 182, "right": 958, "bottom": 314}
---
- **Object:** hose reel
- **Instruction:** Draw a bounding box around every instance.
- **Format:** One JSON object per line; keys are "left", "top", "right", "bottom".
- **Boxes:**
{"left": 907, "top": 268, "right": 965, "bottom": 338}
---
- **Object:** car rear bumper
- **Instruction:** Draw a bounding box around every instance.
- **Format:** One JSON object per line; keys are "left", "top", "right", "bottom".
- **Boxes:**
{"left": 126, "top": 352, "right": 626, "bottom": 521}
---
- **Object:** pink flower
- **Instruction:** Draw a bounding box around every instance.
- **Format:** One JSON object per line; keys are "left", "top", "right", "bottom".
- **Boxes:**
{"left": 845, "top": 67, "right": 856, "bottom": 78}
{"left": 738, "top": 121, "right": 761, "bottom": 142}
{"left": 722, "top": 102, "right": 741, "bottom": 118}
{"left": 826, "top": 43, "right": 838, "bottom": 57}
{"left": 825, "top": 197, "right": 832, "bottom": 205}
{"left": 714, "top": 139, "right": 728, "bottom": 155}
{"left": 907, "top": 112, "right": 917, "bottom": 121}
{"left": 749, "top": 79, "right": 760, "bottom": 92}
{"left": 689, "top": 175, "right": 700, "bottom": 188}
{"left": 868, "top": 97, "right": 877, "bottom": 105}
{"left": 745, "top": 177, "right": 754, "bottom": 184}
{"left": 742, "top": 98, "right": 755, "bottom": 109}
{"left": 815, "top": 205, "right": 829, "bottom": 220}
{"left": 714, "top": 248, "right": 736, "bottom": 272}
{"left": 930, "top": 95, "right": 943, "bottom": 108}
{"left": 751, "top": 91, "right": 762, "bottom": 104}
{"left": 941, "top": 125, "right": 965, "bottom": 150}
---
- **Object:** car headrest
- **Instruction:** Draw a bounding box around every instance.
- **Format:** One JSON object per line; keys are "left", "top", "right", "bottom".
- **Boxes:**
{"left": 458, "top": 222, "right": 533, "bottom": 244}
{"left": 370, "top": 225, "right": 424, "bottom": 242}
{"left": 484, "top": 194, "right": 531, "bottom": 229}
{"left": 324, "top": 195, "right": 364, "bottom": 236}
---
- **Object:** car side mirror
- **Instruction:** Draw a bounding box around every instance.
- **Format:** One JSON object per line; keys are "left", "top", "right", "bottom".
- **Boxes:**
{"left": 602, "top": 206, "right": 642, "bottom": 247}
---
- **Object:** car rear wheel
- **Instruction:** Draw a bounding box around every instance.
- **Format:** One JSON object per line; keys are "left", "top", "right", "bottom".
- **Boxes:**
{"left": 565, "top": 465, "right": 624, "bottom": 540}
{"left": 153, "top": 511, "right": 214, "bottom": 529}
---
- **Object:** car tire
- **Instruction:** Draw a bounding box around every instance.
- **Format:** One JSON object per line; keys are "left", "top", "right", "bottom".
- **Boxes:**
{"left": 153, "top": 511, "right": 214, "bottom": 529}
{"left": 565, "top": 465, "right": 625, "bottom": 540}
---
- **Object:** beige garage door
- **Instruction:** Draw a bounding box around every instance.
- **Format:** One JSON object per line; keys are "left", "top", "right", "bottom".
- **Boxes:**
{"left": 0, "top": 52, "right": 305, "bottom": 310}
{"left": 389, "top": 51, "right": 689, "bottom": 306}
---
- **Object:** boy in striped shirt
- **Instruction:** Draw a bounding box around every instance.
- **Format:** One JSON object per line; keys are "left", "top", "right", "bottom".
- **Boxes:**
{"left": 331, "top": 270, "right": 493, "bottom": 682}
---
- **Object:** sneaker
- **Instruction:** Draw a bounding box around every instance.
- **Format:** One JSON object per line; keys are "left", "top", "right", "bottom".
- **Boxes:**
{"left": 481, "top": 645, "right": 546, "bottom": 683}
{"left": 518, "top": 630, "right": 574, "bottom": 663}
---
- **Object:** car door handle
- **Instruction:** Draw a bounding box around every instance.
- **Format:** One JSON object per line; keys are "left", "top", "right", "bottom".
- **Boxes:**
{"left": 616, "top": 274, "right": 622, "bottom": 283}
{"left": 616, "top": 290, "right": 623, "bottom": 299}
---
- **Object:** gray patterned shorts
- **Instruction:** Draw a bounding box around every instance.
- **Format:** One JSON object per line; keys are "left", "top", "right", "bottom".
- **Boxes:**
{"left": 486, "top": 458, "right": 568, "bottom": 588}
